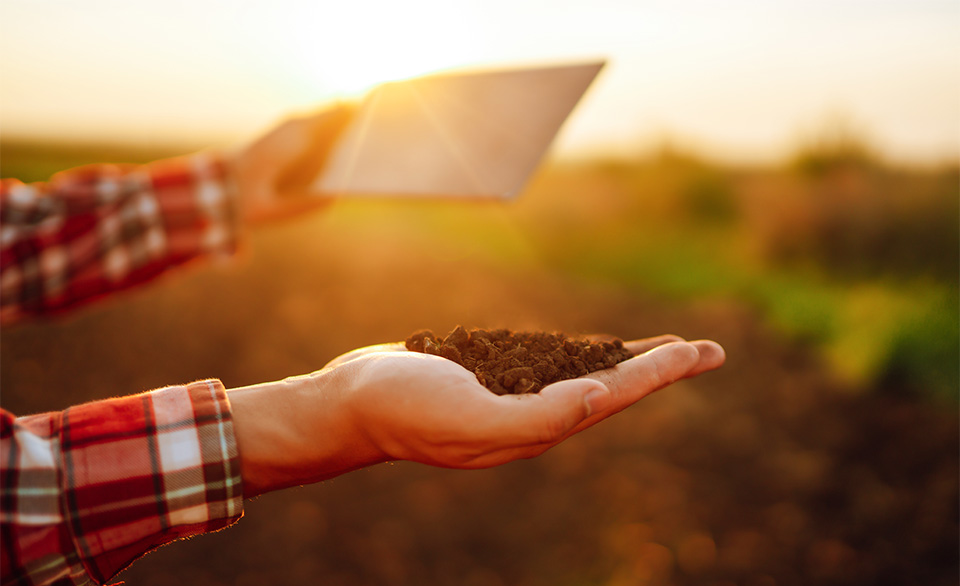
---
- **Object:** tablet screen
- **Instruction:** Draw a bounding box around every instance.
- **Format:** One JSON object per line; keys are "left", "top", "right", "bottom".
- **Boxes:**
{"left": 312, "top": 61, "right": 604, "bottom": 199}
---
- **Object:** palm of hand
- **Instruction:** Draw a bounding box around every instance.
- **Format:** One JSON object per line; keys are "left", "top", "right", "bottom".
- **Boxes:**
{"left": 321, "top": 336, "right": 724, "bottom": 470}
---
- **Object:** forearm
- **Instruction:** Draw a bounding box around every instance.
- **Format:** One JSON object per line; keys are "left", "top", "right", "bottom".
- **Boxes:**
{"left": 0, "top": 152, "right": 240, "bottom": 322}
{"left": 228, "top": 366, "right": 386, "bottom": 498}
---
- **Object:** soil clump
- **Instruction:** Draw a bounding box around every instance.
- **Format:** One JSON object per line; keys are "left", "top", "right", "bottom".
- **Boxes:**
{"left": 405, "top": 326, "right": 634, "bottom": 395}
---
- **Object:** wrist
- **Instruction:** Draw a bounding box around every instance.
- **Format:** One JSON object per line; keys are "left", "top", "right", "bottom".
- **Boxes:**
{"left": 228, "top": 368, "right": 385, "bottom": 498}
{"left": 222, "top": 145, "right": 256, "bottom": 226}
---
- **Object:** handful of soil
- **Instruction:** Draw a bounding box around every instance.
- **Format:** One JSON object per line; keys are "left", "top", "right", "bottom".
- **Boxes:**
{"left": 405, "top": 326, "right": 634, "bottom": 395}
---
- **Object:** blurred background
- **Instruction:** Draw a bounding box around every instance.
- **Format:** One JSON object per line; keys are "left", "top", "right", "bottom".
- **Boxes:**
{"left": 1, "top": 1, "right": 957, "bottom": 585}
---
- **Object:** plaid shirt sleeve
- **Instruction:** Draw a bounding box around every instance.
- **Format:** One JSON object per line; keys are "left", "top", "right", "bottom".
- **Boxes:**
{"left": 1, "top": 380, "right": 245, "bottom": 586}
{"left": 0, "top": 152, "right": 239, "bottom": 322}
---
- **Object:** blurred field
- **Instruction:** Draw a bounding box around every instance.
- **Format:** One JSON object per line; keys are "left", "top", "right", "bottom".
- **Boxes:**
{"left": 1, "top": 138, "right": 957, "bottom": 585}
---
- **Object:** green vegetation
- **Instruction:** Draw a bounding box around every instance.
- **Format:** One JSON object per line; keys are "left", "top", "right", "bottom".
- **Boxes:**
{"left": 518, "top": 153, "right": 959, "bottom": 402}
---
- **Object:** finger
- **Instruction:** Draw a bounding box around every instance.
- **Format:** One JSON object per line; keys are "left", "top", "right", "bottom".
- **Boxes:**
{"left": 685, "top": 340, "right": 726, "bottom": 377}
{"left": 550, "top": 340, "right": 719, "bottom": 442}
{"left": 453, "top": 342, "right": 702, "bottom": 450}
{"left": 474, "top": 377, "right": 609, "bottom": 448}
{"left": 587, "top": 341, "right": 701, "bottom": 412}
{"left": 585, "top": 333, "right": 684, "bottom": 354}
{"left": 462, "top": 340, "right": 723, "bottom": 467}
{"left": 623, "top": 334, "right": 686, "bottom": 356}
{"left": 277, "top": 103, "right": 356, "bottom": 191}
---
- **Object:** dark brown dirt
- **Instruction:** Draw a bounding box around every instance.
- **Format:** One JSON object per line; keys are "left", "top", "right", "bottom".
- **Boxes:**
{"left": 405, "top": 326, "right": 634, "bottom": 395}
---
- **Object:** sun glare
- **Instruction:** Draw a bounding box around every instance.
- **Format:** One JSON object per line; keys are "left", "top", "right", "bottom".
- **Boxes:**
{"left": 282, "top": 2, "right": 484, "bottom": 98}
{"left": 0, "top": 0, "right": 955, "bottom": 163}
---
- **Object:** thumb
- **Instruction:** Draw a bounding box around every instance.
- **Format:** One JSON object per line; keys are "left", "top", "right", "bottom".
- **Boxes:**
{"left": 276, "top": 103, "right": 355, "bottom": 191}
{"left": 539, "top": 377, "right": 614, "bottom": 418}
{"left": 517, "top": 378, "right": 612, "bottom": 444}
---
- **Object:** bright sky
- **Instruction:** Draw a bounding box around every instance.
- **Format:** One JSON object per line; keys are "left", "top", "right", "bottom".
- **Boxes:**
{"left": 1, "top": 0, "right": 957, "bottom": 164}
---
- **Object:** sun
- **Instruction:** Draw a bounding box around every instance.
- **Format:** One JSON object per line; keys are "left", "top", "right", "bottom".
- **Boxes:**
{"left": 281, "top": 1, "right": 486, "bottom": 98}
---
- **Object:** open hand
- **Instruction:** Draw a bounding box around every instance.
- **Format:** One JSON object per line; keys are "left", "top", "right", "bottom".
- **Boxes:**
{"left": 325, "top": 335, "right": 725, "bottom": 468}
{"left": 228, "top": 334, "right": 724, "bottom": 498}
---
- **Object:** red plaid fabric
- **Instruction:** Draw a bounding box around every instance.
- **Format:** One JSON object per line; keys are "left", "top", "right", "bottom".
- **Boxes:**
{"left": 1, "top": 381, "right": 244, "bottom": 586}
{"left": 0, "top": 153, "right": 239, "bottom": 322}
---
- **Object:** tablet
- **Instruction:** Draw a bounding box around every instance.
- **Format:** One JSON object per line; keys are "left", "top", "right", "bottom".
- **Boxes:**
{"left": 311, "top": 61, "right": 604, "bottom": 199}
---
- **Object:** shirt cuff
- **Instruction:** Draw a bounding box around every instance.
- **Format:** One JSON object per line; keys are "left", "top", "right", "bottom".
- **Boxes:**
{"left": 60, "top": 380, "right": 244, "bottom": 584}
{"left": 145, "top": 151, "right": 241, "bottom": 260}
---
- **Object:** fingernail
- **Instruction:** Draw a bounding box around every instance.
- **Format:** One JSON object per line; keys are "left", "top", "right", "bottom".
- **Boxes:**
{"left": 584, "top": 387, "right": 611, "bottom": 416}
